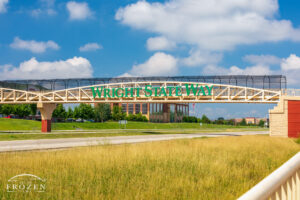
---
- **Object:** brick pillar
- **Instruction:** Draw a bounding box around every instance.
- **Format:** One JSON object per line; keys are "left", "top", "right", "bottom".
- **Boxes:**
{"left": 41, "top": 120, "right": 52, "bottom": 132}
{"left": 288, "top": 101, "right": 300, "bottom": 138}
{"left": 37, "top": 103, "right": 56, "bottom": 133}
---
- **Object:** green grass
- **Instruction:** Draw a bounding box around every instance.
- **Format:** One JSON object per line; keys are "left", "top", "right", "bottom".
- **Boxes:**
{"left": 0, "top": 129, "right": 267, "bottom": 141}
{"left": 0, "top": 135, "right": 298, "bottom": 199}
{"left": 0, "top": 118, "right": 41, "bottom": 131}
{"left": 0, "top": 118, "right": 267, "bottom": 141}
{"left": 0, "top": 131, "right": 149, "bottom": 141}
{"left": 0, "top": 118, "right": 266, "bottom": 131}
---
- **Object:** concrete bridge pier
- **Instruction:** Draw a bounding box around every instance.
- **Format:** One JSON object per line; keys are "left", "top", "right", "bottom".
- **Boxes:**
{"left": 37, "top": 103, "right": 56, "bottom": 133}
{"left": 269, "top": 97, "right": 300, "bottom": 138}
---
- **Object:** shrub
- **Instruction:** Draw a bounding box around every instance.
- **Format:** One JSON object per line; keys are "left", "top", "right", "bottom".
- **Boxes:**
{"left": 183, "top": 116, "right": 198, "bottom": 123}
{"left": 126, "top": 113, "right": 148, "bottom": 122}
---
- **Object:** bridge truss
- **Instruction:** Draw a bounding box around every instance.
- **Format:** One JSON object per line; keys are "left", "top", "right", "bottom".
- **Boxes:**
{"left": 0, "top": 81, "right": 281, "bottom": 104}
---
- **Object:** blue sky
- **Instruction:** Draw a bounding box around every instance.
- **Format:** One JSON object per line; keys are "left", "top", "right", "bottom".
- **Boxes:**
{"left": 0, "top": 0, "right": 300, "bottom": 119}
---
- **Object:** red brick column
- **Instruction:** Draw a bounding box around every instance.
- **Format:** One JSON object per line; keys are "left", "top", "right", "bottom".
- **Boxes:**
{"left": 41, "top": 120, "right": 52, "bottom": 132}
{"left": 37, "top": 103, "right": 56, "bottom": 133}
{"left": 288, "top": 101, "right": 300, "bottom": 138}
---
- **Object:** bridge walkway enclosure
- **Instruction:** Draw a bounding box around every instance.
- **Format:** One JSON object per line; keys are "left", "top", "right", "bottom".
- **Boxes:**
{"left": 0, "top": 75, "right": 294, "bottom": 134}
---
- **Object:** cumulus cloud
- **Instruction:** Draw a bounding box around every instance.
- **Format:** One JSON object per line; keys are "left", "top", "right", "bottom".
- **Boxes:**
{"left": 31, "top": 8, "right": 56, "bottom": 18}
{"left": 116, "top": 0, "right": 300, "bottom": 51}
{"left": 201, "top": 53, "right": 300, "bottom": 86}
{"left": 281, "top": 54, "right": 300, "bottom": 71}
{"left": 66, "top": 1, "right": 92, "bottom": 20}
{"left": 30, "top": 0, "right": 56, "bottom": 18}
{"left": 0, "top": 57, "right": 93, "bottom": 80}
{"left": 10, "top": 37, "right": 59, "bottom": 53}
{"left": 146, "top": 36, "right": 176, "bottom": 51}
{"left": 0, "top": 0, "right": 8, "bottom": 13}
{"left": 243, "top": 54, "right": 282, "bottom": 65}
{"left": 280, "top": 54, "right": 300, "bottom": 85}
{"left": 125, "top": 52, "right": 178, "bottom": 76}
{"left": 181, "top": 50, "right": 223, "bottom": 67}
{"left": 79, "top": 43, "right": 102, "bottom": 52}
{"left": 203, "top": 64, "right": 273, "bottom": 76}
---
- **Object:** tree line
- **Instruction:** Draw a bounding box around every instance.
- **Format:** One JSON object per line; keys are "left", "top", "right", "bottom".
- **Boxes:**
{"left": 183, "top": 116, "right": 265, "bottom": 127}
{"left": 54, "top": 104, "right": 148, "bottom": 122}
{"left": 0, "top": 103, "right": 148, "bottom": 122}
{"left": 0, "top": 104, "right": 37, "bottom": 118}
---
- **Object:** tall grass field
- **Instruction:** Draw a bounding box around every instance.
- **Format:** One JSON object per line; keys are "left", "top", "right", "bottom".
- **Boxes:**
{"left": 0, "top": 135, "right": 299, "bottom": 199}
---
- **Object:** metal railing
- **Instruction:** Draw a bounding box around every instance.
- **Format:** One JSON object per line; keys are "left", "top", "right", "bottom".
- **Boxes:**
{"left": 238, "top": 152, "right": 300, "bottom": 200}
{"left": 284, "top": 89, "right": 300, "bottom": 96}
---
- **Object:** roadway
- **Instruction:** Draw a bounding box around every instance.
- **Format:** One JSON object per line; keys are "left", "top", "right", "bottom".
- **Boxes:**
{"left": 0, "top": 131, "right": 268, "bottom": 152}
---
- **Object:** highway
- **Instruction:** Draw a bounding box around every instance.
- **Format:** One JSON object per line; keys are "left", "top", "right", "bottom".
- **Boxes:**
{"left": 0, "top": 131, "right": 268, "bottom": 152}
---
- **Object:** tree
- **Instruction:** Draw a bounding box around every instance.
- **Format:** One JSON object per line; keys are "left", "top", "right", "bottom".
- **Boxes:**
{"left": 239, "top": 118, "right": 247, "bottom": 126}
{"left": 29, "top": 104, "right": 37, "bottom": 116}
{"left": 66, "top": 107, "right": 74, "bottom": 119}
{"left": 76, "top": 103, "right": 94, "bottom": 119}
{"left": 13, "top": 104, "right": 31, "bottom": 118}
{"left": 112, "top": 106, "right": 125, "bottom": 121}
{"left": 73, "top": 106, "right": 80, "bottom": 119}
{"left": 201, "top": 115, "right": 211, "bottom": 124}
{"left": 94, "top": 104, "right": 111, "bottom": 122}
{"left": 226, "top": 119, "right": 234, "bottom": 126}
{"left": 259, "top": 119, "right": 265, "bottom": 127}
{"left": 52, "top": 104, "right": 67, "bottom": 119}
{"left": 1, "top": 104, "right": 13, "bottom": 116}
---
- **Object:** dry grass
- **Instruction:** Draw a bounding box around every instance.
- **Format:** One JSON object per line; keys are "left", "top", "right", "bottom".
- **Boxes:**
{"left": 0, "top": 135, "right": 299, "bottom": 200}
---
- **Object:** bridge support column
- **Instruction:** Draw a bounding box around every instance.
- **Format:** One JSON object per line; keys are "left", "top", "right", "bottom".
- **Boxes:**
{"left": 269, "top": 97, "right": 300, "bottom": 138}
{"left": 37, "top": 103, "right": 56, "bottom": 133}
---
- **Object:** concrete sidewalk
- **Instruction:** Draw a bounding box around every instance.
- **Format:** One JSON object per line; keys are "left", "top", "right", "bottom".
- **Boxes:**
{"left": 0, "top": 131, "right": 268, "bottom": 152}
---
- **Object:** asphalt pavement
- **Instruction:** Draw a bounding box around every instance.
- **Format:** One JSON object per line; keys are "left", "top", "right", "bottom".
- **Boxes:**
{"left": 0, "top": 131, "right": 268, "bottom": 152}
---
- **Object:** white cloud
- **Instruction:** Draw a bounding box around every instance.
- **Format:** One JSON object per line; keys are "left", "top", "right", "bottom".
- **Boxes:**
{"left": 281, "top": 54, "right": 300, "bottom": 71}
{"left": 201, "top": 53, "right": 300, "bottom": 86}
{"left": 10, "top": 37, "right": 59, "bottom": 53}
{"left": 125, "top": 52, "right": 178, "bottom": 76}
{"left": 203, "top": 64, "right": 272, "bottom": 76}
{"left": 146, "top": 36, "right": 176, "bottom": 51}
{"left": 0, "top": 57, "right": 93, "bottom": 80}
{"left": 181, "top": 50, "right": 223, "bottom": 67}
{"left": 0, "top": 0, "right": 8, "bottom": 13}
{"left": 30, "top": 0, "right": 56, "bottom": 18}
{"left": 66, "top": 1, "right": 92, "bottom": 20}
{"left": 79, "top": 43, "right": 102, "bottom": 52}
{"left": 116, "top": 0, "right": 300, "bottom": 51}
{"left": 280, "top": 54, "right": 300, "bottom": 85}
{"left": 31, "top": 8, "right": 56, "bottom": 17}
{"left": 243, "top": 54, "right": 281, "bottom": 65}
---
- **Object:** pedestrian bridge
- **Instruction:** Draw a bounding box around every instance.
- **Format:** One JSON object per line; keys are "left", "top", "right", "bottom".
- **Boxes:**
{"left": 0, "top": 75, "right": 285, "bottom": 104}
{"left": 2, "top": 75, "right": 296, "bottom": 135}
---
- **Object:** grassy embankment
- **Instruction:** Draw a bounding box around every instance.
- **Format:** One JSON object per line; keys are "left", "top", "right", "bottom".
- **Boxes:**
{"left": 0, "top": 118, "right": 267, "bottom": 141}
{"left": 0, "top": 118, "right": 266, "bottom": 131}
{"left": 0, "top": 135, "right": 298, "bottom": 199}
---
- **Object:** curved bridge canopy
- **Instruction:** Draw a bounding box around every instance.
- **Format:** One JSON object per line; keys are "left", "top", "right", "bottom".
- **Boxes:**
{"left": 0, "top": 81, "right": 281, "bottom": 104}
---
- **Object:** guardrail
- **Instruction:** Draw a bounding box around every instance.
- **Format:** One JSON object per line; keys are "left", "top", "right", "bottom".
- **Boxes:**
{"left": 284, "top": 89, "right": 300, "bottom": 96}
{"left": 238, "top": 152, "right": 300, "bottom": 200}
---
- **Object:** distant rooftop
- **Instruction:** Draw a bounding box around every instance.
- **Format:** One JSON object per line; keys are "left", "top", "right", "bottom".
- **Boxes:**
{"left": 0, "top": 75, "right": 286, "bottom": 91}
